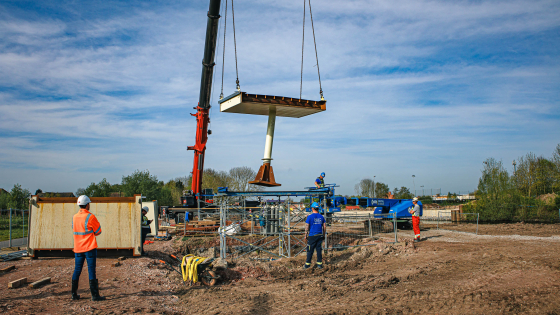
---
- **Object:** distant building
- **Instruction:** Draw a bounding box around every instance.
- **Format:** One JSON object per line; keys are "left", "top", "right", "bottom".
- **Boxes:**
{"left": 0, "top": 188, "right": 9, "bottom": 195}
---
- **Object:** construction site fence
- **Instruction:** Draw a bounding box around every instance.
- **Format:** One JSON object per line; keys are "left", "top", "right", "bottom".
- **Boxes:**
{"left": 0, "top": 209, "right": 29, "bottom": 247}
{"left": 327, "top": 213, "right": 397, "bottom": 251}
{"left": 420, "top": 211, "right": 480, "bottom": 235}
{"left": 215, "top": 198, "right": 399, "bottom": 261}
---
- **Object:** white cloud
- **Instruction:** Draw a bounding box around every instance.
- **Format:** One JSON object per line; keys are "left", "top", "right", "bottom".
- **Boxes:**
{"left": 0, "top": 0, "right": 559, "bottom": 195}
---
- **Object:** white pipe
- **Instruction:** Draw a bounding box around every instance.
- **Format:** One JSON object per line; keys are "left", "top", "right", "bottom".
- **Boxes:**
{"left": 263, "top": 106, "right": 276, "bottom": 162}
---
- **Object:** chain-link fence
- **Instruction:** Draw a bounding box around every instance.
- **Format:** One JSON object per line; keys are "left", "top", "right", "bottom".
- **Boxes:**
{"left": 421, "top": 210, "right": 479, "bottom": 234}
{"left": 0, "top": 209, "right": 29, "bottom": 247}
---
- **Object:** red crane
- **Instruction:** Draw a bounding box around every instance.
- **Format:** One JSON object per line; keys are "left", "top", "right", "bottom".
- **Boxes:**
{"left": 187, "top": 0, "right": 221, "bottom": 199}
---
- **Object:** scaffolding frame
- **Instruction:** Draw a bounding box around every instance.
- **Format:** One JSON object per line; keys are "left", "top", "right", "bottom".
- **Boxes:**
{"left": 216, "top": 189, "right": 330, "bottom": 260}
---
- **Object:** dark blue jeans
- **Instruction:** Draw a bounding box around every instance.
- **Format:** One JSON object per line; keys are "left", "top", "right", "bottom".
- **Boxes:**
{"left": 72, "top": 249, "right": 97, "bottom": 280}
{"left": 306, "top": 235, "right": 324, "bottom": 264}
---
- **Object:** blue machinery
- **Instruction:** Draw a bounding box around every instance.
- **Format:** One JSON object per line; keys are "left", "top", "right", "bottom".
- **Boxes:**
{"left": 217, "top": 183, "right": 422, "bottom": 225}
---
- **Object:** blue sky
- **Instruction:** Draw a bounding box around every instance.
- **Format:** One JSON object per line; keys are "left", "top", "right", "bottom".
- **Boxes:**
{"left": 1, "top": 0, "right": 559, "bottom": 196}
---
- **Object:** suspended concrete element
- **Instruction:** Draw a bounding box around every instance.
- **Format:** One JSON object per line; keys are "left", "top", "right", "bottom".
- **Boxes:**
{"left": 219, "top": 91, "right": 326, "bottom": 186}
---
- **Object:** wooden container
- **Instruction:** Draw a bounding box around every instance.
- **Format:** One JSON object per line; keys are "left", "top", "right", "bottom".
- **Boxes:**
{"left": 28, "top": 195, "right": 143, "bottom": 257}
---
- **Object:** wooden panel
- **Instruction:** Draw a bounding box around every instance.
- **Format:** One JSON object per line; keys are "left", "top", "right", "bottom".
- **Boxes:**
{"left": 28, "top": 195, "right": 142, "bottom": 256}
{"left": 219, "top": 91, "right": 326, "bottom": 118}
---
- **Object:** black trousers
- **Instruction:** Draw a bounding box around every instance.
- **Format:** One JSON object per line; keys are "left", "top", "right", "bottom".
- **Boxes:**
{"left": 306, "top": 235, "right": 324, "bottom": 264}
{"left": 141, "top": 229, "right": 150, "bottom": 254}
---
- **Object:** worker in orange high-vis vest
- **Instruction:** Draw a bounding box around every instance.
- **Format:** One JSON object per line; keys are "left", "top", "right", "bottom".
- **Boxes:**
{"left": 71, "top": 195, "right": 105, "bottom": 301}
{"left": 409, "top": 197, "right": 421, "bottom": 242}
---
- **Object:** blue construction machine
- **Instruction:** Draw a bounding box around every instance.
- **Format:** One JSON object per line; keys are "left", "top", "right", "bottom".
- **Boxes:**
{"left": 305, "top": 184, "right": 422, "bottom": 229}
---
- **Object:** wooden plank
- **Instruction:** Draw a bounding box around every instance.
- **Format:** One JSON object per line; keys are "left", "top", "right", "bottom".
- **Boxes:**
{"left": 8, "top": 277, "right": 27, "bottom": 289}
{"left": 28, "top": 277, "right": 51, "bottom": 289}
{"left": 1, "top": 265, "right": 16, "bottom": 273}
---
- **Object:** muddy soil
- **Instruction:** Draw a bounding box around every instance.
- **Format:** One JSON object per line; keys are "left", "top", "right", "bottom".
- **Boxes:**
{"left": 1, "top": 224, "right": 560, "bottom": 314}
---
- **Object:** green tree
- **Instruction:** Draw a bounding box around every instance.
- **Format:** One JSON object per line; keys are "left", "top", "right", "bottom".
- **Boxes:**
{"left": 186, "top": 168, "right": 233, "bottom": 193}
{"left": 0, "top": 192, "right": 10, "bottom": 209}
{"left": 121, "top": 170, "right": 161, "bottom": 200}
{"left": 4, "top": 184, "right": 31, "bottom": 209}
{"left": 79, "top": 178, "right": 118, "bottom": 197}
{"left": 163, "top": 179, "right": 183, "bottom": 206}
{"left": 158, "top": 186, "right": 174, "bottom": 207}
{"left": 419, "top": 195, "right": 433, "bottom": 204}
{"left": 375, "top": 182, "right": 390, "bottom": 199}
{"left": 393, "top": 187, "right": 413, "bottom": 199}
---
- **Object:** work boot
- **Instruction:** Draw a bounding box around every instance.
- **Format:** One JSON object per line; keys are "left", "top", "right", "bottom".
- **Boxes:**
{"left": 71, "top": 279, "right": 80, "bottom": 300}
{"left": 414, "top": 238, "right": 419, "bottom": 243}
{"left": 316, "top": 263, "right": 323, "bottom": 269}
{"left": 304, "top": 263, "right": 311, "bottom": 269}
{"left": 89, "top": 279, "right": 106, "bottom": 301}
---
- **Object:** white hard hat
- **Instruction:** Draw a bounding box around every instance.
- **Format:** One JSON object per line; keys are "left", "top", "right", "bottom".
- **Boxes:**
{"left": 142, "top": 206, "right": 149, "bottom": 213}
{"left": 77, "top": 195, "right": 91, "bottom": 206}
{"left": 412, "top": 197, "right": 419, "bottom": 202}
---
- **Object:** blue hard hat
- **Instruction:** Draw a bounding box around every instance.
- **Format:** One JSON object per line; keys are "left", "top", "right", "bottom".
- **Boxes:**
{"left": 311, "top": 202, "right": 319, "bottom": 208}
{"left": 320, "top": 172, "right": 325, "bottom": 177}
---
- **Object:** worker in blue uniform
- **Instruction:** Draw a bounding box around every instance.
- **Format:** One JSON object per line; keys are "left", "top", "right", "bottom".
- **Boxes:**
{"left": 304, "top": 202, "right": 326, "bottom": 269}
{"left": 314, "top": 172, "right": 326, "bottom": 188}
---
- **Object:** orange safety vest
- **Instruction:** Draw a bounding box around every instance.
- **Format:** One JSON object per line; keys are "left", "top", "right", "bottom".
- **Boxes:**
{"left": 72, "top": 209, "right": 102, "bottom": 253}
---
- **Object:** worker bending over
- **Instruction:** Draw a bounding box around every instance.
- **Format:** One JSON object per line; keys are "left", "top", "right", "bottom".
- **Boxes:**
{"left": 71, "top": 195, "right": 105, "bottom": 301}
{"left": 141, "top": 206, "right": 153, "bottom": 256}
{"left": 409, "top": 197, "right": 421, "bottom": 242}
{"left": 304, "top": 202, "right": 327, "bottom": 269}
{"left": 314, "top": 172, "right": 326, "bottom": 188}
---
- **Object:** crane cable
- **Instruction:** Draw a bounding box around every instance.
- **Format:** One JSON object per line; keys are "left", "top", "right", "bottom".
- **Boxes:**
{"left": 219, "top": 0, "right": 241, "bottom": 99}
{"left": 299, "top": 0, "right": 306, "bottom": 99}
{"left": 231, "top": 0, "right": 240, "bottom": 91}
{"left": 219, "top": 0, "right": 228, "bottom": 100}
{"left": 300, "top": 0, "right": 324, "bottom": 101}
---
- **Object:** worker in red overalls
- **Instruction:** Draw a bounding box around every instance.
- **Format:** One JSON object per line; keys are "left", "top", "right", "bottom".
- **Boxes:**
{"left": 71, "top": 195, "right": 105, "bottom": 301}
{"left": 409, "top": 197, "right": 421, "bottom": 242}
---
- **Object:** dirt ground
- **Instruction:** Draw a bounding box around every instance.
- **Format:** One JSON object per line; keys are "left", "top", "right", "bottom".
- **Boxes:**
{"left": 1, "top": 224, "right": 560, "bottom": 314}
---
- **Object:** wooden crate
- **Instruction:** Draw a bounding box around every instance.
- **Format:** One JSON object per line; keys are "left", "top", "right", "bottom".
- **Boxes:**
{"left": 28, "top": 195, "right": 143, "bottom": 257}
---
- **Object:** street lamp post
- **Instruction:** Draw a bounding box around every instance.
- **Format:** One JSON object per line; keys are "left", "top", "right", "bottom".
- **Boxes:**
{"left": 373, "top": 175, "right": 376, "bottom": 198}
{"left": 412, "top": 175, "right": 416, "bottom": 195}
{"left": 420, "top": 185, "right": 424, "bottom": 196}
